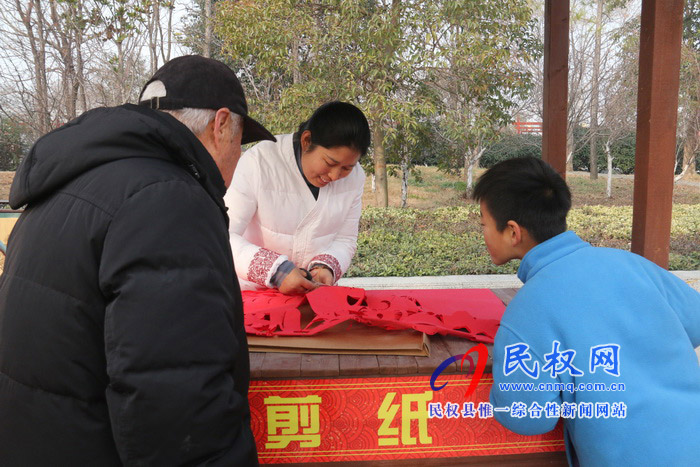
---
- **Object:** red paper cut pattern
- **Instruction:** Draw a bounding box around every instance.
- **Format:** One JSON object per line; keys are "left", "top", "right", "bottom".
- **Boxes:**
{"left": 242, "top": 287, "right": 506, "bottom": 343}
{"left": 242, "top": 290, "right": 307, "bottom": 336}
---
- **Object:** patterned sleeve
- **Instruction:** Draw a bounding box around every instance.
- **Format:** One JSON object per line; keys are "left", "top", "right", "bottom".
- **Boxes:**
{"left": 248, "top": 248, "right": 288, "bottom": 288}
{"left": 308, "top": 254, "right": 342, "bottom": 283}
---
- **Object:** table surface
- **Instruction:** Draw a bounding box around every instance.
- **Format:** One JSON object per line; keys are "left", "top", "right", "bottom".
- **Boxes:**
{"left": 249, "top": 288, "right": 517, "bottom": 380}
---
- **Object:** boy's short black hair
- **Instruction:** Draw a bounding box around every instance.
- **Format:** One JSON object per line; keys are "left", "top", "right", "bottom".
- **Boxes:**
{"left": 472, "top": 157, "right": 572, "bottom": 243}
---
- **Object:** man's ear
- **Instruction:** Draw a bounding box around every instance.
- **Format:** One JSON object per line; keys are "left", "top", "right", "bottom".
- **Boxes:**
{"left": 505, "top": 220, "right": 523, "bottom": 246}
{"left": 212, "top": 108, "right": 232, "bottom": 147}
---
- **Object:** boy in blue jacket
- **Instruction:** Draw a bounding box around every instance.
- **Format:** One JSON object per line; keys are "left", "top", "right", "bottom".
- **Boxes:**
{"left": 473, "top": 157, "right": 700, "bottom": 466}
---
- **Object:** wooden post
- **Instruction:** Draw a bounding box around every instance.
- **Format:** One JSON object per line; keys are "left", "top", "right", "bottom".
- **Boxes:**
{"left": 631, "top": 0, "right": 684, "bottom": 268}
{"left": 542, "top": 0, "right": 569, "bottom": 179}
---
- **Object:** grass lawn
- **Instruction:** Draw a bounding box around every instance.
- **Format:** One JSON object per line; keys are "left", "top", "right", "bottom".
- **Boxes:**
{"left": 1, "top": 168, "right": 698, "bottom": 274}
{"left": 361, "top": 166, "right": 700, "bottom": 208}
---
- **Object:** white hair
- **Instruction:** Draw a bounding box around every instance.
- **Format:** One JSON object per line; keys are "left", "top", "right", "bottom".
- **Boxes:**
{"left": 140, "top": 80, "right": 242, "bottom": 137}
{"left": 162, "top": 108, "right": 217, "bottom": 136}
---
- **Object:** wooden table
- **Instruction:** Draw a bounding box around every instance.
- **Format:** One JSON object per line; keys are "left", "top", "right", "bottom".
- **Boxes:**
{"left": 249, "top": 288, "right": 568, "bottom": 466}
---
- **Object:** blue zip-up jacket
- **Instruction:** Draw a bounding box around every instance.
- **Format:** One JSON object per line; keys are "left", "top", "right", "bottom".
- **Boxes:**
{"left": 490, "top": 231, "right": 700, "bottom": 466}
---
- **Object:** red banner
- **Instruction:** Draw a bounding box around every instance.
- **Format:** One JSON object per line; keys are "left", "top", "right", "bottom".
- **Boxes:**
{"left": 249, "top": 375, "right": 564, "bottom": 464}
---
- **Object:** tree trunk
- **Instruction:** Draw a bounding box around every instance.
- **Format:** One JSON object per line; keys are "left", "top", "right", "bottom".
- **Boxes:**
{"left": 18, "top": 0, "right": 52, "bottom": 135}
{"left": 373, "top": 126, "right": 389, "bottom": 207}
{"left": 681, "top": 143, "right": 697, "bottom": 178}
{"left": 680, "top": 111, "right": 698, "bottom": 179}
{"left": 164, "top": 1, "right": 173, "bottom": 62}
{"left": 116, "top": 41, "right": 126, "bottom": 103}
{"left": 588, "top": 0, "right": 603, "bottom": 180}
{"left": 148, "top": 0, "right": 159, "bottom": 74}
{"left": 400, "top": 154, "right": 409, "bottom": 208}
{"left": 370, "top": 0, "right": 400, "bottom": 208}
{"left": 35, "top": 0, "right": 51, "bottom": 133}
{"left": 76, "top": 31, "right": 87, "bottom": 113}
{"left": 74, "top": 0, "right": 86, "bottom": 115}
{"left": 204, "top": 0, "right": 212, "bottom": 58}
{"left": 49, "top": 1, "right": 69, "bottom": 121}
{"left": 465, "top": 146, "right": 485, "bottom": 195}
{"left": 566, "top": 124, "right": 574, "bottom": 171}
{"left": 465, "top": 155, "right": 473, "bottom": 196}
{"left": 605, "top": 139, "right": 613, "bottom": 198}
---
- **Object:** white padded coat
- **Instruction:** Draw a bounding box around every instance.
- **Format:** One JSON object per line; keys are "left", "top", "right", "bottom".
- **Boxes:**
{"left": 224, "top": 134, "right": 365, "bottom": 290}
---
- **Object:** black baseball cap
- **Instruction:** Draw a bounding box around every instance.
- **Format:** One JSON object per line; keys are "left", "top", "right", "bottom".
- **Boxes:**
{"left": 138, "top": 55, "right": 275, "bottom": 144}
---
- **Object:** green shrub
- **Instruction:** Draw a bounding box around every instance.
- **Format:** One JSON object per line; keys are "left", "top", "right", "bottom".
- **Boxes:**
{"left": 0, "top": 118, "right": 26, "bottom": 171}
{"left": 572, "top": 132, "right": 637, "bottom": 174}
{"left": 480, "top": 134, "right": 542, "bottom": 168}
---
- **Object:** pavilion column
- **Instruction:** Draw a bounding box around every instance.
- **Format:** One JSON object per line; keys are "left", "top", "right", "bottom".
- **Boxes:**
{"left": 542, "top": 0, "right": 569, "bottom": 179}
{"left": 631, "top": 0, "right": 684, "bottom": 268}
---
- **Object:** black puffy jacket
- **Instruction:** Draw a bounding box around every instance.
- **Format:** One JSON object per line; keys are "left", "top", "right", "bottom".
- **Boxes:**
{"left": 0, "top": 105, "right": 258, "bottom": 466}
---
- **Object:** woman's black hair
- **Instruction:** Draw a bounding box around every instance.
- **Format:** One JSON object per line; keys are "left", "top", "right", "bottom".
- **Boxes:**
{"left": 297, "top": 101, "right": 371, "bottom": 156}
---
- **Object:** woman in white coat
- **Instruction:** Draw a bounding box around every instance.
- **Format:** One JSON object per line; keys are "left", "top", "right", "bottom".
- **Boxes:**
{"left": 225, "top": 101, "right": 371, "bottom": 294}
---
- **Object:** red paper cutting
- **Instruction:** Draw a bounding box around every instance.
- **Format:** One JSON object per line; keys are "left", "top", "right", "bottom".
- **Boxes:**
{"left": 242, "top": 290, "right": 308, "bottom": 335}
{"left": 242, "top": 287, "right": 506, "bottom": 343}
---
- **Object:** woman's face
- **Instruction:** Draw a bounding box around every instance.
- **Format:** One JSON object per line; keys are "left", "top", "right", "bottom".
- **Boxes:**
{"left": 300, "top": 130, "right": 361, "bottom": 188}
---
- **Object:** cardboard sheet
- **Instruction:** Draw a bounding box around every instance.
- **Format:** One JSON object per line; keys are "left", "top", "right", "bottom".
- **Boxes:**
{"left": 248, "top": 314, "right": 430, "bottom": 356}
{"left": 247, "top": 303, "right": 429, "bottom": 355}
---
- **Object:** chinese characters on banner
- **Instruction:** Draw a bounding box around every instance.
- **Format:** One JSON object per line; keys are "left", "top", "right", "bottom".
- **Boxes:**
{"left": 265, "top": 395, "right": 321, "bottom": 449}
{"left": 378, "top": 391, "right": 433, "bottom": 446}
{"left": 249, "top": 376, "right": 564, "bottom": 464}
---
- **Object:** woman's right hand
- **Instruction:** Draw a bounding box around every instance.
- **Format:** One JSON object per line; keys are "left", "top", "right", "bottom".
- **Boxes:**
{"left": 279, "top": 268, "right": 318, "bottom": 295}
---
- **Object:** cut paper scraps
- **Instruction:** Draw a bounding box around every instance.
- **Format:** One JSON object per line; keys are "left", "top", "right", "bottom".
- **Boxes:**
{"left": 243, "top": 287, "right": 506, "bottom": 344}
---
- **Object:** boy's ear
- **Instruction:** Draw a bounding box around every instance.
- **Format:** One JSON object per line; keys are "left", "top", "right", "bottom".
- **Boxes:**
{"left": 505, "top": 220, "right": 524, "bottom": 246}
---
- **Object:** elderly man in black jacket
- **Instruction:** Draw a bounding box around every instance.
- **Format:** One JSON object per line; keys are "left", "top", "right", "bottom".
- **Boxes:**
{"left": 0, "top": 55, "right": 274, "bottom": 466}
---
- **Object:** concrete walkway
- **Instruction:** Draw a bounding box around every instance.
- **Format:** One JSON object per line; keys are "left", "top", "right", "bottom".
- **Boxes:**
{"left": 568, "top": 170, "right": 700, "bottom": 188}
{"left": 339, "top": 270, "right": 700, "bottom": 292}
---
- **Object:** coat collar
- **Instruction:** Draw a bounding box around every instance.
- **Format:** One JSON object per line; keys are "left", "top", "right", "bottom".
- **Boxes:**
{"left": 517, "top": 231, "right": 591, "bottom": 283}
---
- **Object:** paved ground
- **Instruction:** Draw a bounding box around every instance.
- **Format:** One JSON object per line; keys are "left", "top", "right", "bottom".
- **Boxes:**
{"left": 588, "top": 171, "right": 700, "bottom": 188}
{"left": 339, "top": 271, "right": 700, "bottom": 292}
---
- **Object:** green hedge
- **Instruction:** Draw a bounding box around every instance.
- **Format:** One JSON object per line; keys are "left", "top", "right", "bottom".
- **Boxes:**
{"left": 480, "top": 131, "right": 697, "bottom": 175}
{"left": 480, "top": 134, "right": 542, "bottom": 168}
{"left": 345, "top": 204, "right": 700, "bottom": 277}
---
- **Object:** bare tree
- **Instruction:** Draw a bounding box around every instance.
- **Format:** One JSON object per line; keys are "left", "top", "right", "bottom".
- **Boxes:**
{"left": 146, "top": 0, "right": 175, "bottom": 74}
{"left": 677, "top": 3, "right": 700, "bottom": 180}
{"left": 588, "top": 0, "right": 604, "bottom": 180}
{"left": 1, "top": 0, "right": 53, "bottom": 136}
{"left": 600, "top": 55, "right": 636, "bottom": 197}
{"left": 0, "top": 0, "right": 178, "bottom": 152}
{"left": 520, "top": 0, "right": 637, "bottom": 176}
{"left": 203, "top": 0, "right": 212, "bottom": 58}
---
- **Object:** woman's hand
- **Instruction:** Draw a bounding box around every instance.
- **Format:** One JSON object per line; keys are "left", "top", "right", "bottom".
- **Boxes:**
{"left": 310, "top": 266, "right": 334, "bottom": 285}
{"left": 279, "top": 268, "right": 317, "bottom": 295}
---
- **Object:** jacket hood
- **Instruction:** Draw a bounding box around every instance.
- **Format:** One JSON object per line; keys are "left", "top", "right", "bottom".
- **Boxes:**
{"left": 10, "top": 104, "right": 226, "bottom": 210}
